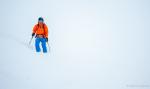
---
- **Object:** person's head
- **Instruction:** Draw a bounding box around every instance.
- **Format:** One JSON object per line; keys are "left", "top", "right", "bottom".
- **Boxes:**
{"left": 38, "top": 17, "right": 44, "bottom": 25}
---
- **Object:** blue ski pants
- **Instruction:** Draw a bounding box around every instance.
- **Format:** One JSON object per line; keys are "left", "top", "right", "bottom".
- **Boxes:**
{"left": 35, "top": 37, "right": 47, "bottom": 53}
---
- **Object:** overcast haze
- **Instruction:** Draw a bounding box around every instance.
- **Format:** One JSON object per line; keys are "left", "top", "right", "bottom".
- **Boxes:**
{"left": 0, "top": 0, "right": 150, "bottom": 89}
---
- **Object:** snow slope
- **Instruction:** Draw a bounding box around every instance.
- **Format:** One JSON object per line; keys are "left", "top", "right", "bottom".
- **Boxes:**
{"left": 0, "top": 0, "right": 150, "bottom": 89}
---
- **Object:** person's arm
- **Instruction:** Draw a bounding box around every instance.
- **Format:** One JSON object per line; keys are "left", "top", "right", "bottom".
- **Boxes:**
{"left": 32, "top": 24, "right": 37, "bottom": 37}
{"left": 44, "top": 24, "right": 48, "bottom": 41}
{"left": 44, "top": 24, "right": 48, "bottom": 38}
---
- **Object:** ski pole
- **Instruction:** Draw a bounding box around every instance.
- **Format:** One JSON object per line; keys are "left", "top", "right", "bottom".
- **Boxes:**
{"left": 47, "top": 42, "right": 51, "bottom": 52}
{"left": 29, "top": 36, "right": 33, "bottom": 45}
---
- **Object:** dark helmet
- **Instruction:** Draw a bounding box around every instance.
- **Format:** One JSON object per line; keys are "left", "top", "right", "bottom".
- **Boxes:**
{"left": 38, "top": 17, "right": 44, "bottom": 22}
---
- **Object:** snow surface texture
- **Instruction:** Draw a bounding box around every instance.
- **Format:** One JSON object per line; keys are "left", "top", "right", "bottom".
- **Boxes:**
{"left": 0, "top": 0, "right": 150, "bottom": 89}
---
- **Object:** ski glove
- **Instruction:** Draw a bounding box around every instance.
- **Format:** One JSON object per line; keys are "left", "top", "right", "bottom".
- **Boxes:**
{"left": 32, "top": 33, "right": 35, "bottom": 37}
{"left": 46, "top": 38, "right": 48, "bottom": 42}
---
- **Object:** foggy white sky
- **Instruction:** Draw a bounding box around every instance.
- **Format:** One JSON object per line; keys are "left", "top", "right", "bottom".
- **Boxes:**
{"left": 0, "top": 0, "right": 150, "bottom": 89}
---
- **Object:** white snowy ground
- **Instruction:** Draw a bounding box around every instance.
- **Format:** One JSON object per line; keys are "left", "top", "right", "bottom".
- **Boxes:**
{"left": 0, "top": 0, "right": 150, "bottom": 89}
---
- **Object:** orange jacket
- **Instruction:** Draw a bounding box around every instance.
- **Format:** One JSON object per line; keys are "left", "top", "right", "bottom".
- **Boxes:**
{"left": 33, "top": 23, "right": 48, "bottom": 38}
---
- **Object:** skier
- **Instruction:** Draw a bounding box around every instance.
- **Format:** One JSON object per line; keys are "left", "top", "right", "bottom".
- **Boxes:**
{"left": 31, "top": 17, "right": 48, "bottom": 53}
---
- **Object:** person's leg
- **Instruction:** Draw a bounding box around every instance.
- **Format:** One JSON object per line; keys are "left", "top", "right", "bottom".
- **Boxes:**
{"left": 35, "top": 38, "right": 41, "bottom": 52}
{"left": 41, "top": 38, "right": 47, "bottom": 53}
